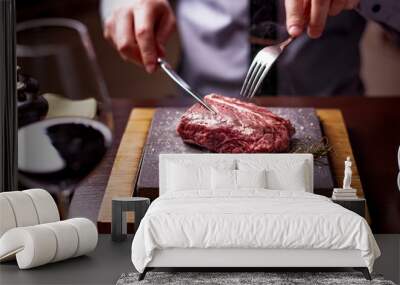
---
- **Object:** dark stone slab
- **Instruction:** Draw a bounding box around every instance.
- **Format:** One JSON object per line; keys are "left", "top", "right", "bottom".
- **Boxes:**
{"left": 136, "top": 108, "right": 335, "bottom": 197}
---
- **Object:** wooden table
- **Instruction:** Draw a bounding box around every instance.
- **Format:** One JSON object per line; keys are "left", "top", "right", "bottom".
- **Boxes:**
{"left": 69, "top": 96, "right": 400, "bottom": 234}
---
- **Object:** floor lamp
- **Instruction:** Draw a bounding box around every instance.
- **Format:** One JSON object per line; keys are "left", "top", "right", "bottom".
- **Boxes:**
{"left": 0, "top": 0, "right": 17, "bottom": 192}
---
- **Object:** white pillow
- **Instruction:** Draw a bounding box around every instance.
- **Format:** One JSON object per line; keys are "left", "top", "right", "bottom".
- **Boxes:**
{"left": 211, "top": 169, "right": 268, "bottom": 190}
{"left": 167, "top": 162, "right": 211, "bottom": 191}
{"left": 266, "top": 161, "right": 307, "bottom": 191}
{"left": 211, "top": 168, "right": 236, "bottom": 190}
{"left": 165, "top": 159, "right": 236, "bottom": 192}
{"left": 236, "top": 169, "right": 267, "bottom": 189}
{"left": 238, "top": 159, "right": 309, "bottom": 192}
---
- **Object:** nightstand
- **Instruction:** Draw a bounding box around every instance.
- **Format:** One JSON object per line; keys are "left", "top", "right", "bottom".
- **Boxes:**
{"left": 332, "top": 198, "right": 366, "bottom": 218}
{"left": 112, "top": 197, "right": 150, "bottom": 242}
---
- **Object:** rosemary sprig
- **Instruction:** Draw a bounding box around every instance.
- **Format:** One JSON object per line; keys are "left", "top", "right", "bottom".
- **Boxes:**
{"left": 290, "top": 137, "right": 332, "bottom": 160}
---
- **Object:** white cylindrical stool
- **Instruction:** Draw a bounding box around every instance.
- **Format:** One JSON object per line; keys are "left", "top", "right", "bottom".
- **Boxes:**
{"left": 0, "top": 191, "right": 39, "bottom": 228}
{"left": 0, "top": 195, "right": 17, "bottom": 237}
{"left": 0, "top": 218, "right": 98, "bottom": 269}
{"left": 23, "top": 189, "right": 60, "bottom": 224}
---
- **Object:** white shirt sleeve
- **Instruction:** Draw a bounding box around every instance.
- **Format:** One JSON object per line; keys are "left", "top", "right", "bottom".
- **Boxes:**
{"left": 358, "top": 0, "right": 400, "bottom": 32}
{"left": 100, "top": 0, "right": 134, "bottom": 23}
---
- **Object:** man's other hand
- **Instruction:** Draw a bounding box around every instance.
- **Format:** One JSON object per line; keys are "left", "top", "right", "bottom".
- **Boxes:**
{"left": 285, "top": 0, "right": 360, "bottom": 39}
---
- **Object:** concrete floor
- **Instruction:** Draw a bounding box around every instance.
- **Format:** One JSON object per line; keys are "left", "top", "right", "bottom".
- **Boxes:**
{"left": 1, "top": 234, "right": 399, "bottom": 285}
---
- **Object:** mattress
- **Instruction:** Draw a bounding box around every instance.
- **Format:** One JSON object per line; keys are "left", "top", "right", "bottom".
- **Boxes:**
{"left": 131, "top": 190, "right": 380, "bottom": 273}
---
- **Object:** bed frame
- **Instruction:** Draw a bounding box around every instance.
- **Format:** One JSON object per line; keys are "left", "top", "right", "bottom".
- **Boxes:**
{"left": 138, "top": 154, "right": 371, "bottom": 281}
{"left": 140, "top": 248, "right": 370, "bottom": 280}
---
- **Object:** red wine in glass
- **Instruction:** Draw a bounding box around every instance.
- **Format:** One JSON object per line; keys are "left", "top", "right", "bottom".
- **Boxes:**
{"left": 16, "top": 19, "right": 113, "bottom": 218}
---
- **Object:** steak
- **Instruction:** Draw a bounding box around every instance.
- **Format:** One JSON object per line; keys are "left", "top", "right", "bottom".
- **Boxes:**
{"left": 177, "top": 94, "right": 295, "bottom": 153}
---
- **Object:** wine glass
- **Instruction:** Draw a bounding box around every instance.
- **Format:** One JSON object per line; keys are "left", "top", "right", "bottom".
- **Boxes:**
{"left": 16, "top": 18, "right": 113, "bottom": 218}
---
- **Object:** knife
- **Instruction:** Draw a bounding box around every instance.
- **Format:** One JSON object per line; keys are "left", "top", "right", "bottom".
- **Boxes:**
{"left": 157, "top": 58, "right": 217, "bottom": 114}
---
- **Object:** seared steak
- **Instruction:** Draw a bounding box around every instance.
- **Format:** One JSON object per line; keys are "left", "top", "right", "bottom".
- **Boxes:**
{"left": 177, "top": 94, "right": 295, "bottom": 153}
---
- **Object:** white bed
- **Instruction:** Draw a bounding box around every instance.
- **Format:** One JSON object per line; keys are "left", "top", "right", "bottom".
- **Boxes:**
{"left": 131, "top": 154, "right": 380, "bottom": 280}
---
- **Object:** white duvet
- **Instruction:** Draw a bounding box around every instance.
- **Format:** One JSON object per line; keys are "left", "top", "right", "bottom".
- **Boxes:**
{"left": 131, "top": 190, "right": 380, "bottom": 273}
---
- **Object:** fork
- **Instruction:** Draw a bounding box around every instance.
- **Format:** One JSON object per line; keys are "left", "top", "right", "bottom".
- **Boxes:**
{"left": 240, "top": 37, "right": 293, "bottom": 99}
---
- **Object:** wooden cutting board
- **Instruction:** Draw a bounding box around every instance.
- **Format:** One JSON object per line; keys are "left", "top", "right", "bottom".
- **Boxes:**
{"left": 137, "top": 107, "right": 334, "bottom": 197}
{"left": 97, "top": 108, "right": 365, "bottom": 232}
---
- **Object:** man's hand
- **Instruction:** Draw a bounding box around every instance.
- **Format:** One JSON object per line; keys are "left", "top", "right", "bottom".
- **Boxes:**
{"left": 104, "top": 0, "right": 176, "bottom": 73}
{"left": 285, "top": 0, "right": 360, "bottom": 39}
